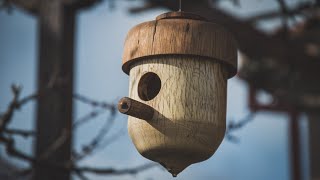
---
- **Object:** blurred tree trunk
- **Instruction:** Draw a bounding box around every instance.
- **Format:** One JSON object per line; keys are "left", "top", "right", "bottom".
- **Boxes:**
{"left": 307, "top": 112, "right": 320, "bottom": 180}
{"left": 289, "top": 112, "right": 301, "bottom": 180}
{"left": 34, "top": 1, "right": 75, "bottom": 180}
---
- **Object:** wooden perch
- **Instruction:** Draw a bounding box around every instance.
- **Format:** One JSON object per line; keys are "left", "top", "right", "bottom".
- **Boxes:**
{"left": 118, "top": 97, "right": 154, "bottom": 121}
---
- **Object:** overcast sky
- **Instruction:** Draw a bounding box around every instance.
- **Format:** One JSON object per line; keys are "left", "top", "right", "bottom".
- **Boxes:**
{"left": 0, "top": 1, "right": 306, "bottom": 179}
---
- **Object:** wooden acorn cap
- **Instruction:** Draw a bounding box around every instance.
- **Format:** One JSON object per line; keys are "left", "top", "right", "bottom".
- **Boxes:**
{"left": 122, "top": 11, "right": 238, "bottom": 78}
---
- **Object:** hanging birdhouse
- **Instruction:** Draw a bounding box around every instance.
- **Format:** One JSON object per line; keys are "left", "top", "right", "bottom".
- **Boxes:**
{"left": 118, "top": 12, "right": 237, "bottom": 177}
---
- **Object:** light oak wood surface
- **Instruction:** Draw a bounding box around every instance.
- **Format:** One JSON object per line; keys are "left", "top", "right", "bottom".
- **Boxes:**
{"left": 128, "top": 56, "right": 228, "bottom": 176}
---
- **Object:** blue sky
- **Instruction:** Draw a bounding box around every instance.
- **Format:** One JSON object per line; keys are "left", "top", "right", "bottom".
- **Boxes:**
{"left": 0, "top": 1, "right": 304, "bottom": 179}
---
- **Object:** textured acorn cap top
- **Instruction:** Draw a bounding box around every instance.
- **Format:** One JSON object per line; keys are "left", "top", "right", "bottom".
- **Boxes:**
{"left": 122, "top": 11, "right": 238, "bottom": 78}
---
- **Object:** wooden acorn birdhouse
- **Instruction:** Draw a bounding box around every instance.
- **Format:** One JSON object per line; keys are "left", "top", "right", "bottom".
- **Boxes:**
{"left": 118, "top": 12, "right": 237, "bottom": 177}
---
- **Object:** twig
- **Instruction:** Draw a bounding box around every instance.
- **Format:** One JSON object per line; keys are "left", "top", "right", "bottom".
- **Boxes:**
{"left": 73, "top": 163, "right": 158, "bottom": 176}
{"left": 0, "top": 84, "right": 156, "bottom": 178}
{"left": 18, "top": 94, "right": 38, "bottom": 107}
{"left": 0, "top": 135, "right": 35, "bottom": 162}
{"left": 0, "top": 85, "right": 22, "bottom": 132}
{"left": 74, "top": 170, "right": 90, "bottom": 180}
{"left": 73, "top": 109, "right": 106, "bottom": 128}
{"left": 4, "top": 129, "right": 36, "bottom": 138}
{"left": 74, "top": 109, "right": 117, "bottom": 161}
{"left": 77, "top": 127, "right": 126, "bottom": 159}
{"left": 98, "top": 127, "right": 125, "bottom": 151}
{"left": 73, "top": 94, "right": 115, "bottom": 110}
{"left": 276, "top": 0, "right": 289, "bottom": 34}
{"left": 0, "top": 85, "right": 37, "bottom": 134}
{"left": 0, "top": 85, "right": 38, "bottom": 167}
{"left": 226, "top": 112, "right": 256, "bottom": 143}
{"left": 72, "top": 93, "right": 118, "bottom": 161}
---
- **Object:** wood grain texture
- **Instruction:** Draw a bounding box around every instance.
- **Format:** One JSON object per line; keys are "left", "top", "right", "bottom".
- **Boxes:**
{"left": 122, "top": 16, "right": 237, "bottom": 78}
{"left": 127, "top": 56, "right": 228, "bottom": 176}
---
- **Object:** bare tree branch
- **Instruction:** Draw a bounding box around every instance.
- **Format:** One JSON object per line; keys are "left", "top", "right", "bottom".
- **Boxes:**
{"left": 73, "top": 109, "right": 106, "bottom": 128}
{"left": 245, "top": 1, "right": 315, "bottom": 23}
{"left": 0, "top": 85, "right": 39, "bottom": 136}
{"left": 0, "top": 85, "right": 22, "bottom": 132}
{"left": 0, "top": 85, "right": 122, "bottom": 167}
{"left": 73, "top": 163, "right": 158, "bottom": 176}
{"left": 0, "top": 82, "right": 258, "bottom": 178}
{"left": 0, "top": 135, "right": 35, "bottom": 162}
{"left": 74, "top": 170, "right": 90, "bottom": 180}
{"left": 226, "top": 112, "right": 256, "bottom": 143}
{"left": 98, "top": 127, "right": 125, "bottom": 151}
{"left": 276, "top": 0, "right": 290, "bottom": 36}
{"left": 4, "top": 129, "right": 36, "bottom": 138}
{"left": 73, "top": 108, "right": 117, "bottom": 161}
{"left": 73, "top": 93, "right": 115, "bottom": 111}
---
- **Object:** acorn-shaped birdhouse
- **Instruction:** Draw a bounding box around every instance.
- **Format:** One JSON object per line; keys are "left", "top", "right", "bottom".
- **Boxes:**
{"left": 118, "top": 12, "right": 237, "bottom": 177}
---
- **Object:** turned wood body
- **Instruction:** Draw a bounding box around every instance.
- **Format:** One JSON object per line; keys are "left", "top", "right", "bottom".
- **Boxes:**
{"left": 128, "top": 56, "right": 228, "bottom": 175}
{"left": 121, "top": 12, "right": 237, "bottom": 177}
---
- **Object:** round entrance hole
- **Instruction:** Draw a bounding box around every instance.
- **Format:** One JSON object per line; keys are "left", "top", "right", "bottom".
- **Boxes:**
{"left": 138, "top": 72, "right": 161, "bottom": 101}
